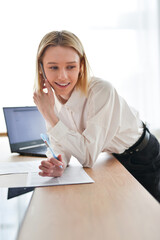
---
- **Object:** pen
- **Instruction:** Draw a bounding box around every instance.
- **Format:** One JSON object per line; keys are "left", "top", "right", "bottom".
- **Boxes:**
{"left": 40, "top": 133, "right": 63, "bottom": 169}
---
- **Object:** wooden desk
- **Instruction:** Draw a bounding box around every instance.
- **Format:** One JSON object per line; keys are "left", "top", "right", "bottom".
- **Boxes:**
{"left": 1, "top": 137, "right": 160, "bottom": 240}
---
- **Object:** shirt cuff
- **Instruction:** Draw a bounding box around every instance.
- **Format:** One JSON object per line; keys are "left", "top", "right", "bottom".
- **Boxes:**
{"left": 47, "top": 120, "right": 69, "bottom": 142}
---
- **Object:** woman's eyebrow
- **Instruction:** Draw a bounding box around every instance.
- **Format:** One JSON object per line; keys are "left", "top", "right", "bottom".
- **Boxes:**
{"left": 47, "top": 62, "right": 58, "bottom": 64}
{"left": 47, "top": 61, "right": 78, "bottom": 64}
{"left": 66, "top": 61, "right": 78, "bottom": 64}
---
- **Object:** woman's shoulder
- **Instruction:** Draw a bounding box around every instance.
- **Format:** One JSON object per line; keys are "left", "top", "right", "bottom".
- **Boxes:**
{"left": 88, "top": 76, "right": 114, "bottom": 95}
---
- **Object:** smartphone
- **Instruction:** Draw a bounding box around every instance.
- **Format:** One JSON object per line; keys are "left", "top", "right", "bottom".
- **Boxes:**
{"left": 40, "top": 62, "right": 47, "bottom": 80}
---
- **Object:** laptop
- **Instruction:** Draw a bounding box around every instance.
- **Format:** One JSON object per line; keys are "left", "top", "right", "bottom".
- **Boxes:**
{"left": 3, "top": 106, "right": 47, "bottom": 157}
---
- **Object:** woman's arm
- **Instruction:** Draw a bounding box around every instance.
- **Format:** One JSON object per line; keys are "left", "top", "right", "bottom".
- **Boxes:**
{"left": 48, "top": 81, "right": 121, "bottom": 167}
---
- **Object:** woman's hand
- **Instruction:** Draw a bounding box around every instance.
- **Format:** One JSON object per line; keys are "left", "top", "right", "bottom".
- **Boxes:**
{"left": 39, "top": 155, "right": 65, "bottom": 177}
{"left": 33, "top": 79, "right": 59, "bottom": 127}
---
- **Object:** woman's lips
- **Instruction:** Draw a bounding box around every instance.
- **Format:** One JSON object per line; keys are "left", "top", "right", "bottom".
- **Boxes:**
{"left": 55, "top": 82, "right": 70, "bottom": 88}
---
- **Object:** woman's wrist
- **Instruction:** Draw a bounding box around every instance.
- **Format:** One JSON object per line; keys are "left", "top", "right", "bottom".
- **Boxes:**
{"left": 46, "top": 115, "right": 59, "bottom": 127}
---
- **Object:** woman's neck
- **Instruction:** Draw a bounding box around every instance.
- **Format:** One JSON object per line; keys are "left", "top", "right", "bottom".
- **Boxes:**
{"left": 56, "top": 94, "right": 69, "bottom": 104}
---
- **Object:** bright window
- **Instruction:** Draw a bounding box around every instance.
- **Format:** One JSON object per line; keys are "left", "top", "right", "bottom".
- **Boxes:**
{"left": 0, "top": 0, "right": 159, "bottom": 132}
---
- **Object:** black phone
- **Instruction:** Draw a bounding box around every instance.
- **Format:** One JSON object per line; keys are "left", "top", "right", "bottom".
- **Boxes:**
{"left": 40, "top": 62, "right": 47, "bottom": 80}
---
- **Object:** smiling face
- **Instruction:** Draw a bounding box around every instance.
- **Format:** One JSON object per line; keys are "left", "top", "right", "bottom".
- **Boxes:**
{"left": 42, "top": 46, "right": 81, "bottom": 102}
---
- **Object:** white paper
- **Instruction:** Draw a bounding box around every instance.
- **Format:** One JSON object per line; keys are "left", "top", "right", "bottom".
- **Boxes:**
{"left": 0, "top": 160, "right": 41, "bottom": 175}
{"left": 26, "top": 165, "right": 94, "bottom": 187}
{"left": 0, "top": 158, "right": 94, "bottom": 187}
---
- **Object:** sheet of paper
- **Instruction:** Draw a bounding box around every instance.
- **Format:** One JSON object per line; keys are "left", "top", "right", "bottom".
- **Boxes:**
{"left": 0, "top": 160, "right": 41, "bottom": 175}
{"left": 26, "top": 165, "right": 94, "bottom": 187}
{"left": 0, "top": 158, "right": 94, "bottom": 187}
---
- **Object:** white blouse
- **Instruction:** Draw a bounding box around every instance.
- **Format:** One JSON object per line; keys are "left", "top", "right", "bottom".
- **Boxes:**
{"left": 46, "top": 77, "right": 143, "bottom": 167}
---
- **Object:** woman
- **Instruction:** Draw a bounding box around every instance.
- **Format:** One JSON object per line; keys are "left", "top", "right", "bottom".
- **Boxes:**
{"left": 33, "top": 30, "right": 160, "bottom": 202}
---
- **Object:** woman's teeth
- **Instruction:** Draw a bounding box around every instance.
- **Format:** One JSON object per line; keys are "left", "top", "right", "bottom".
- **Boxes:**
{"left": 55, "top": 82, "right": 70, "bottom": 87}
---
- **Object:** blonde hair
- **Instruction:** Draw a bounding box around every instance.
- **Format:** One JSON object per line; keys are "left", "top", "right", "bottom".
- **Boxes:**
{"left": 34, "top": 30, "right": 91, "bottom": 95}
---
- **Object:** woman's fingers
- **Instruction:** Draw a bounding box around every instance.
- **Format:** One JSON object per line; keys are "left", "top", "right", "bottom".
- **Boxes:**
{"left": 33, "top": 91, "right": 43, "bottom": 106}
{"left": 49, "top": 157, "right": 63, "bottom": 168}
{"left": 39, "top": 164, "right": 52, "bottom": 172}
{"left": 57, "top": 154, "right": 62, "bottom": 162}
{"left": 41, "top": 160, "right": 52, "bottom": 168}
{"left": 45, "top": 79, "right": 53, "bottom": 95}
{"left": 39, "top": 157, "right": 64, "bottom": 177}
{"left": 33, "top": 92, "right": 38, "bottom": 103}
{"left": 39, "top": 160, "right": 53, "bottom": 173}
{"left": 33, "top": 81, "right": 56, "bottom": 122}
{"left": 39, "top": 172, "right": 53, "bottom": 177}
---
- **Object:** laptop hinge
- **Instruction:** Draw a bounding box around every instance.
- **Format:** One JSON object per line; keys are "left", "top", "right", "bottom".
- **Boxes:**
{"left": 19, "top": 143, "right": 45, "bottom": 150}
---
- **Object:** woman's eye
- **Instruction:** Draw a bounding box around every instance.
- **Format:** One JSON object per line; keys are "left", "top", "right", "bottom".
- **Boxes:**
{"left": 49, "top": 66, "right": 76, "bottom": 70}
{"left": 67, "top": 66, "right": 76, "bottom": 70}
{"left": 50, "top": 66, "right": 58, "bottom": 70}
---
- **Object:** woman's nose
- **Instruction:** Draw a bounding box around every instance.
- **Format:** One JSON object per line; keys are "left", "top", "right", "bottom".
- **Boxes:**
{"left": 58, "top": 69, "right": 67, "bottom": 80}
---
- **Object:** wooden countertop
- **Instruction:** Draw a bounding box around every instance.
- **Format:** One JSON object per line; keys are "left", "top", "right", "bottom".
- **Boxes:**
{"left": 1, "top": 136, "right": 160, "bottom": 240}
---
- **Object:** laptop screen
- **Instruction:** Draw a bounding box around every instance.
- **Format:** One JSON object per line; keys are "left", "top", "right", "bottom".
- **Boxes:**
{"left": 3, "top": 106, "right": 46, "bottom": 145}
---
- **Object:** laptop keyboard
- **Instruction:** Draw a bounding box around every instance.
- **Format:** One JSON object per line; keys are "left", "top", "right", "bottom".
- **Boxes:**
{"left": 18, "top": 145, "right": 47, "bottom": 157}
{"left": 27, "top": 146, "right": 46, "bottom": 153}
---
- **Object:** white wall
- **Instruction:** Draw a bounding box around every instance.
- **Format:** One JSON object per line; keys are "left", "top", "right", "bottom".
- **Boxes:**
{"left": 0, "top": 0, "right": 160, "bottom": 132}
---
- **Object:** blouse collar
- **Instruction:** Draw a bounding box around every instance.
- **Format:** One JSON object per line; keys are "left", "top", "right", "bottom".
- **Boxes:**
{"left": 54, "top": 87, "right": 87, "bottom": 113}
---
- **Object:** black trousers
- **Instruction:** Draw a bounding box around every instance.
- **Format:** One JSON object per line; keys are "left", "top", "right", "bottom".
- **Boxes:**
{"left": 113, "top": 127, "right": 160, "bottom": 203}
